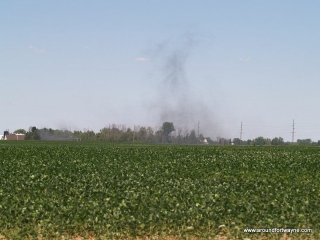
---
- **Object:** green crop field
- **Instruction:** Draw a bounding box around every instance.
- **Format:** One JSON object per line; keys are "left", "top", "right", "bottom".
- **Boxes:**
{"left": 0, "top": 141, "right": 319, "bottom": 239}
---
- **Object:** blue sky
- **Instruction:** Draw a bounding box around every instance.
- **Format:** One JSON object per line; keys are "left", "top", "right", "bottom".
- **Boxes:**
{"left": 1, "top": 1, "right": 320, "bottom": 141}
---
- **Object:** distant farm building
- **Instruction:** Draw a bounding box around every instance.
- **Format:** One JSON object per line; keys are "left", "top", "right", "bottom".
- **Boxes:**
{"left": 1, "top": 130, "right": 25, "bottom": 140}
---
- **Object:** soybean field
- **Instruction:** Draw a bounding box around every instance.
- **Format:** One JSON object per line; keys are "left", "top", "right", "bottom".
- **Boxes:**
{"left": 0, "top": 141, "right": 319, "bottom": 239}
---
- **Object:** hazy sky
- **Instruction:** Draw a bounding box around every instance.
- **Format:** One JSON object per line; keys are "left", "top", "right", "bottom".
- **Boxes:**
{"left": 1, "top": 1, "right": 320, "bottom": 141}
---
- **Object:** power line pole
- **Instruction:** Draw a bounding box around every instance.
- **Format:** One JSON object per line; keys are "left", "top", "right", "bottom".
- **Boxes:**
{"left": 197, "top": 121, "right": 200, "bottom": 139}
{"left": 291, "top": 119, "right": 295, "bottom": 143}
{"left": 240, "top": 122, "right": 243, "bottom": 141}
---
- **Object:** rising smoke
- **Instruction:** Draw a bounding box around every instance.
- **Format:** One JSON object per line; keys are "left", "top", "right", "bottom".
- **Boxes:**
{"left": 149, "top": 34, "right": 221, "bottom": 138}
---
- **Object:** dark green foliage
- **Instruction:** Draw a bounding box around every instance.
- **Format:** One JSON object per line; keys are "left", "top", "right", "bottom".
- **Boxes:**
{"left": 0, "top": 142, "right": 318, "bottom": 239}
{"left": 271, "top": 137, "right": 284, "bottom": 145}
{"left": 161, "top": 122, "right": 175, "bottom": 143}
{"left": 297, "top": 139, "right": 313, "bottom": 145}
{"left": 25, "top": 126, "right": 40, "bottom": 140}
{"left": 13, "top": 129, "right": 26, "bottom": 134}
{"left": 254, "top": 136, "right": 268, "bottom": 146}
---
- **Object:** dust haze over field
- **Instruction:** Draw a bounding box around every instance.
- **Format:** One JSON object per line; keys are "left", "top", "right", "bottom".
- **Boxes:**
{"left": 148, "top": 35, "right": 222, "bottom": 138}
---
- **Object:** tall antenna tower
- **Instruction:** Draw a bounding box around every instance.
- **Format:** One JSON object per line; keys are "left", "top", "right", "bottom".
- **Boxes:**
{"left": 240, "top": 122, "right": 243, "bottom": 141}
{"left": 291, "top": 119, "right": 295, "bottom": 143}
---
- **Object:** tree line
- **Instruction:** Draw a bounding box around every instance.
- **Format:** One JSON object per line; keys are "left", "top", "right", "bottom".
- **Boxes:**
{"left": 20, "top": 122, "right": 213, "bottom": 144}
{"left": 13, "top": 123, "right": 320, "bottom": 145}
{"left": 231, "top": 136, "right": 320, "bottom": 146}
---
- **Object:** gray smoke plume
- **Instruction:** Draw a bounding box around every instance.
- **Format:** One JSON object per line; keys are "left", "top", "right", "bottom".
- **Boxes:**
{"left": 150, "top": 34, "right": 220, "bottom": 137}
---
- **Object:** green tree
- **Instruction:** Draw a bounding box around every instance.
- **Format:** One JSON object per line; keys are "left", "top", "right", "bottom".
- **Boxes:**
{"left": 233, "top": 138, "right": 241, "bottom": 145}
{"left": 25, "top": 126, "right": 40, "bottom": 140}
{"left": 73, "top": 131, "right": 83, "bottom": 140}
{"left": 14, "top": 129, "right": 26, "bottom": 134}
{"left": 82, "top": 130, "right": 96, "bottom": 141}
{"left": 297, "top": 139, "right": 312, "bottom": 145}
{"left": 146, "top": 127, "right": 155, "bottom": 143}
{"left": 188, "top": 130, "right": 198, "bottom": 144}
{"left": 119, "top": 130, "right": 132, "bottom": 142}
{"left": 271, "top": 137, "right": 284, "bottom": 146}
{"left": 161, "top": 122, "right": 175, "bottom": 143}
{"left": 138, "top": 127, "right": 147, "bottom": 142}
{"left": 254, "top": 136, "right": 266, "bottom": 146}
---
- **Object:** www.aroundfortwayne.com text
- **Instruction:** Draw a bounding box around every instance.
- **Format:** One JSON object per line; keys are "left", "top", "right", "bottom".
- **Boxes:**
{"left": 243, "top": 228, "right": 312, "bottom": 234}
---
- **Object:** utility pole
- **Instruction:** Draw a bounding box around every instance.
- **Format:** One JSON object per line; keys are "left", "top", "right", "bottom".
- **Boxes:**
{"left": 240, "top": 122, "right": 243, "bottom": 141}
{"left": 291, "top": 119, "right": 295, "bottom": 143}
{"left": 197, "top": 121, "right": 200, "bottom": 139}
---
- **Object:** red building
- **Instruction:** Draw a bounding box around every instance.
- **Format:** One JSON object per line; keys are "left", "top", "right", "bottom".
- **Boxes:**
{"left": 2, "top": 130, "right": 25, "bottom": 140}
